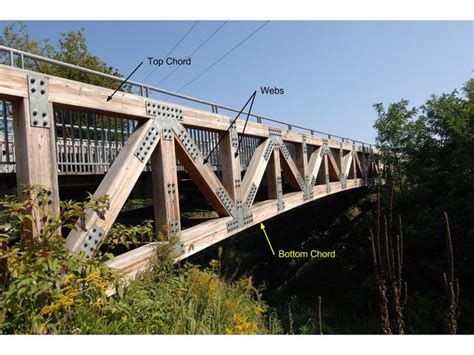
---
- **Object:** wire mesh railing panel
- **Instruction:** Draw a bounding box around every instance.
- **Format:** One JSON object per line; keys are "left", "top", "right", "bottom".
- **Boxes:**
{"left": 54, "top": 109, "right": 138, "bottom": 175}
{"left": 0, "top": 100, "right": 15, "bottom": 173}
{"left": 237, "top": 134, "right": 261, "bottom": 170}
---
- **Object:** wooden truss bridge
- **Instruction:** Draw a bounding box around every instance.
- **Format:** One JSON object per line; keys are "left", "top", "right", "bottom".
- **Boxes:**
{"left": 0, "top": 46, "right": 379, "bottom": 278}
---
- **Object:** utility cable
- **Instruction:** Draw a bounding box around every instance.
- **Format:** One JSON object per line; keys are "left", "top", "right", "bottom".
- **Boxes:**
{"left": 142, "top": 21, "right": 199, "bottom": 82}
{"left": 175, "top": 21, "right": 270, "bottom": 93}
{"left": 156, "top": 21, "right": 228, "bottom": 86}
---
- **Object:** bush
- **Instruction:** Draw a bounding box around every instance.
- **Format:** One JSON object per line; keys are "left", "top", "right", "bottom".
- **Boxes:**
{"left": 0, "top": 186, "right": 280, "bottom": 334}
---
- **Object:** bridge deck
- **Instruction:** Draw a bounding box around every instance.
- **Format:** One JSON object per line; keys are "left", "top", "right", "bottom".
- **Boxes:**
{"left": 0, "top": 48, "right": 379, "bottom": 278}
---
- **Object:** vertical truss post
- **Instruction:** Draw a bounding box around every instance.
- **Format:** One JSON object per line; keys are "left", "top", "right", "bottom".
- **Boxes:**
{"left": 266, "top": 148, "right": 284, "bottom": 211}
{"left": 151, "top": 132, "right": 181, "bottom": 238}
{"left": 352, "top": 144, "right": 357, "bottom": 181}
{"left": 220, "top": 121, "right": 241, "bottom": 203}
{"left": 13, "top": 75, "right": 59, "bottom": 237}
{"left": 295, "top": 136, "right": 308, "bottom": 184}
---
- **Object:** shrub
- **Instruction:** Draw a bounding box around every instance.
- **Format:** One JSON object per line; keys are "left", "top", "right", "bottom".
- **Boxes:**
{"left": 0, "top": 186, "right": 280, "bottom": 334}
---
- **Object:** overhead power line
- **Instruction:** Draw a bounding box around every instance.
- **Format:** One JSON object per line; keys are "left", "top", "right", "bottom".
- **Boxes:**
{"left": 142, "top": 21, "right": 199, "bottom": 82}
{"left": 156, "top": 21, "right": 228, "bottom": 86}
{"left": 175, "top": 21, "right": 270, "bottom": 93}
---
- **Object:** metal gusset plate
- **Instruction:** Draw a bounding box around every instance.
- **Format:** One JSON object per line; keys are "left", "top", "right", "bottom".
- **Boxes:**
{"left": 167, "top": 183, "right": 177, "bottom": 194}
{"left": 176, "top": 127, "right": 199, "bottom": 161}
{"left": 226, "top": 219, "right": 240, "bottom": 233}
{"left": 146, "top": 102, "right": 183, "bottom": 121}
{"left": 163, "top": 127, "right": 173, "bottom": 140}
{"left": 279, "top": 142, "right": 291, "bottom": 160}
{"left": 296, "top": 175, "right": 306, "bottom": 191}
{"left": 169, "top": 220, "right": 181, "bottom": 235}
{"left": 245, "top": 183, "right": 258, "bottom": 208}
{"left": 269, "top": 127, "right": 282, "bottom": 137}
{"left": 341, "top": 174, "right": 347, "bottom": 189}
{"left": 276, "top": 176, "right": 285, "bottom": 211}
{"left": 230, "top": 122, "right": 239, "bottom": 147}
{"left": 263, "top": 141, "right": 274, "bottom": 161}
{"left": 321, "top": 141, "right": 330, "bottom": 156}
{"left": 79, "top": 224, "right": 104, "bottom": 258}
{"left": 216, "top": 187, "right": 235, "bottom": 214}
{"left": 303, "top": 189, "right": 314, "bottom": 201}
{"left": 242, "top": 213, "right": 253, "bottom": 226}
{"left": 27, "top": 75, "right": 49, "bottom": 128}
{"left": 134, "top": 121, "right": 160, "bottom": 162}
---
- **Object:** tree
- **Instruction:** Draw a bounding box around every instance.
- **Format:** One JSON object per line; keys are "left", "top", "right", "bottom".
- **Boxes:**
{"left": 0, "top": 22, "right": 121, "bottom": 89}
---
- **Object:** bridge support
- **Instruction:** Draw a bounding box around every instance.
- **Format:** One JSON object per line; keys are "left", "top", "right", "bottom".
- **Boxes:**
{"left": 150, "top": 131, "right": 181, "bottom": 237}
{"left": 12, "top": 80, "right": 59, "bottom": 237}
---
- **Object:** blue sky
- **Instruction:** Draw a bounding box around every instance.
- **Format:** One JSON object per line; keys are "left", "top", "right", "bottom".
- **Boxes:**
{"left": 1, "top": 21, "right": 472, "bottom": 143}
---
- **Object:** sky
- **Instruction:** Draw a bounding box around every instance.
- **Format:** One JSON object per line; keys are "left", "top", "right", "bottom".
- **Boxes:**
{"left": 1, "top": 21, "right": 472, "bottom": 143}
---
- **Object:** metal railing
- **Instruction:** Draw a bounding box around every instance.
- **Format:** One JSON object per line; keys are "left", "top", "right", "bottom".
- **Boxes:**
{"left": 0, "top": 45, "right": 373, "bottom": 147}
{"left": 1, "top": 101, "right": 261, "bottom": 175}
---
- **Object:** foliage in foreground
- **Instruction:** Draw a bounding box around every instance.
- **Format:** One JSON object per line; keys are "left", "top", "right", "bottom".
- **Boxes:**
{"left": 0, "top": 187, "right": 280, "bottom": 334}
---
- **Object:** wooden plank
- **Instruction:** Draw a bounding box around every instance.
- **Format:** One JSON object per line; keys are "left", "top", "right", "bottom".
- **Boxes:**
{"left": 150, "top": 133, "right": 180, "bottom": 236}
{"left": 241, "top": 138, "right": 272, "bottom": 201}
{"left": 65, "top": 118, "right": 160, "bottom": 253}
{"left": 12, "top": 98, "right": 60, "bottom": 237}
{"left": 174, "top": 133, "right": 233, "bottom": 217}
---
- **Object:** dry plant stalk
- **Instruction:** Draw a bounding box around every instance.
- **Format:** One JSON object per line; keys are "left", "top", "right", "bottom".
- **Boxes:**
{"left": 369, "top": 192, "right": 407, "bottom": 334}
{"left": 317, "top": 296, "right": 323, "bottom": 335}
{"left": 442, "top": 212, "right": 460, "bottom": 335}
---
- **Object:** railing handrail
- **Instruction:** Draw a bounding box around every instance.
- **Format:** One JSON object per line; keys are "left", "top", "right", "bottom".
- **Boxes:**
{"left": 0, "top": 45, "right": 373, "bottom": 147}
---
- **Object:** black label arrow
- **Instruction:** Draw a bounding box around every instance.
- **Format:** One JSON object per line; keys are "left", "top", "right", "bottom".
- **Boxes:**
{"left": 235, "top": 91, "right": 256, "bottom": 158}
{"left": 203, "top": 90, "right": 257, "bottom": 165}
{"left": 106, "top": 61, "right": 144, "bottom": 102}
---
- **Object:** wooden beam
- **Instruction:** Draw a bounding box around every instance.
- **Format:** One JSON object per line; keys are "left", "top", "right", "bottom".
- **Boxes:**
{"left": 241, "top": 138, "right": 272, "bottom": 203}
{"left": 266, "top": 148, "right": 281, "bottom": 199}
{"left": 106, "top": 179, "right": 367, "bottom": 276}
{"left": 174, "top": 133, "right": 233, "bottom": 217}
{"left": 327, "top": 151, "right": 341, "bottom": 181}
{"left": 65, "top": 118, "right": 160, "bottom": 253}
{"left": 354, "top": 153, "right": 364, "bottom": 178}
{"left": 0, "top": 65, "right": 378, "bottom": 153}
{"left": 150, "top": 133, "right": 180, "bottom": 237}
{"left": 307, "top": 147, "right": 323, "bottom": 186}
{"left": 342, "top": 151, "right": 353, "bottom": 178}
{"left": 279, "top": 144, "right": 304, "bottom": 191}
{"left": 295, "top": 141, "right": 308, "bottom": 180}
{"left": 219, "top": 128, "right": 241, "bottom": 202}
{"left": 12, "top": 98, "right": 60, "bottom": 236}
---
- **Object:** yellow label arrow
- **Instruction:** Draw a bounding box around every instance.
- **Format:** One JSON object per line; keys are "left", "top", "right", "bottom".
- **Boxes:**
{"left": 260, "top": 223, "right": 275, "bottom": 256}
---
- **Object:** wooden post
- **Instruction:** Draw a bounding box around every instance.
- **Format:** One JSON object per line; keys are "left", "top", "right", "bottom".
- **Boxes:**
{"left": 295, "top": 140, "right": 308, "bottom": 182}
{"left": 266, "top": 148, "right": 281, "bottom": 199}
{"left": 318, "top": 154, "right": 329, "bottom": 186}
{"left": 219, "top": 128, "right": 241, "bottom": 203}
{"left": 150, "top": 133, "right": 181, "bottom": 237}
{"left": 13, "top": 98, "right": 59, "bottom": 237}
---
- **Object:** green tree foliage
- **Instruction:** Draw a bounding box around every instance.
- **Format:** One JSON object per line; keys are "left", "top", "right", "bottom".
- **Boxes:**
{"left": 372, "top": 79, "right": 474, "bottom": 333}
{"left": 0, "top": 22, "right": 121, "bottom": 89}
